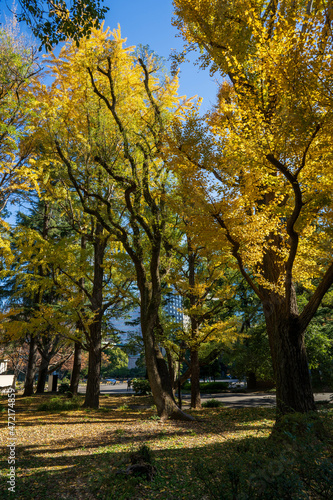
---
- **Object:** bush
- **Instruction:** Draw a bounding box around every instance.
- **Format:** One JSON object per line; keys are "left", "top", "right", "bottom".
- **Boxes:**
{"left": 183, "top": 381, "right": 229, "bottom": 393}
{"left": 202, "top": 399, "right": 224, "bottom": 408}
{"left": 126, "top": 444, "right": 157, "bottom": 481}
{"left": 131, "top": 378, "right": 151, "bottom": 395}
{"left": 58, "top": 383, "right": 71, "bottom": 394}
{"left": 37, "top": 396, "right": 82, "bottom": 412}
{"left": 193, "top": 419, "right": 333, "bottom": 500}
{"left": 130, "top": 444, "right": 153, "bottom": 465}
{"left": 272, "top": 412, "right": 327, "bottom": 441}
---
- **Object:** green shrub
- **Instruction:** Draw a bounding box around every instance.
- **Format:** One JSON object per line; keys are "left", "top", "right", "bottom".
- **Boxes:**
{"left": 58, "top": 383, "right": 71, "bottom": 394}
{"left": 193, "top": 427, "right": 333, "bottom": 499}
{"left": 37, "top": 396, "right": 82, "bottom": 412}
{"left": 202, "top": 399, "right": 224, "bottom": 408}
{"left": 131, "top": 378, "right": 151, "bottom": 395}
{"left": 183, "top": 381, "right": 229, "bottom": 393}
{"left": 130, "top": 444, "right": 153, "bottom": 465}
{"left": 273, "top": 411, "right": 327, "bottom": 442}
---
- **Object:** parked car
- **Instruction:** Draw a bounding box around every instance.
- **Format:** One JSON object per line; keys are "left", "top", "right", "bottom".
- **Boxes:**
{"left": 105, "top": 379, "right": 117, "bottom": 385}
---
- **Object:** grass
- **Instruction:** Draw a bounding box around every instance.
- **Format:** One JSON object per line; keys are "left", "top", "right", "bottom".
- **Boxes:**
{"left": 0, "top": 392, "right": 332, "bottom": 499}
{"left": 37, "top": 395, "right": 82, "bottom": 412}
{"left": 202, "top": 399, "right": 224, "bottom": 408}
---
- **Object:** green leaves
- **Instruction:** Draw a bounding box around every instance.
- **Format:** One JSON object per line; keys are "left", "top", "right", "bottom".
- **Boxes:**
{"left": 17, "top": 0, "right": 109, "bottom": 51}
{"left": 0, "top": 23, "right": 40, "bottom": 238}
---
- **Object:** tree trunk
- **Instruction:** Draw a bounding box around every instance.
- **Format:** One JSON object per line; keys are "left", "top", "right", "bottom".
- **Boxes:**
{"left": 264, "top": 297, "right": 315, "bottom": 416}
{"left": 83, "top": 223, "right": 105, "bottom": 409}
{"left": 165, "top": 349, "right": 176, "bottom": 391}
{"left": 246, "top": 371, "right": 257, "bottom": 391}
{"left": 190, "top": 349, "right": 202, "bottom": 409}
{"left": 36, "top": 356, "right": 49, "bottom": 393}
{"left": 187, "top": 235, "right": 201, "bottom": 409}
{"left": 145, "top": 340, "right": 193, "bottom": 421}
{"left": 141, "top": 310, "right": 194, "bottom": 421}
{"left": 35, "top": 203, "right": 51, "bottom": 396}
{"left": 23, "top": 335, "right": 38, "bottom": 396}
{"left": 174, "top": 364, "right": 191, "bottom": 390}
{"left": 69, "top": 341, "right": 82, "bottom": 396}
{"left": 71, "top": 236, "right": 85, "bottom": 398}
{"left": 83, "top": 328, "right": 101, "bottom": 408}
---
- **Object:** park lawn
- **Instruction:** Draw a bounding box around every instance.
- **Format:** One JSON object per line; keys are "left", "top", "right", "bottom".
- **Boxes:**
{"left": 0, "top": 393, "right": 333, "bottom": 500}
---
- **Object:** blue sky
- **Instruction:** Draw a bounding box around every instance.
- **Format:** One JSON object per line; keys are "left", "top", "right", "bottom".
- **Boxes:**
{"left": 0, "top": 0, "right": 219, "bottom": 113}
{"left": 1, "top": 1, "right": 219, "bottom": 222}
{"left": 105, "top": 1, "right": 219, "bottom": 112}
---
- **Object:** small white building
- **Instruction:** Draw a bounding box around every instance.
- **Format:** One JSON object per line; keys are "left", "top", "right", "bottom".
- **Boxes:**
{"left": 0, "top": 359, "right": 8, "bottom": 374}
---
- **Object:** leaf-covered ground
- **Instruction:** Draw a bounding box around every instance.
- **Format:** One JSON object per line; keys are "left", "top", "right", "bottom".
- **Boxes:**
{"left": 1, "top": 393, "right": 332, "bottom": 499}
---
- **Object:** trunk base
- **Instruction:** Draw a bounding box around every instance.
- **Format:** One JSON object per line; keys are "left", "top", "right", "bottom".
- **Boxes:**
{"left": 160, "top": 407, "right": 195, "bottom": 421}
{"left": 82, "top": 402, "right": 99, "bottom": 409}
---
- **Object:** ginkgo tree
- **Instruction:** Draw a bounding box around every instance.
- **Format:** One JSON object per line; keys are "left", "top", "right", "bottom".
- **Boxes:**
{"left": 0, "top": 20, "right": 40, "bottom": 261}
{"left": 32, "top": 26, "right": 195, "bottom": 419}
{"left": 8, "top": 191, "right": 133, "bottom": 406}
{"left": 42, "top": 213, "right": 133, "bottom": 408}
{"left": 165, "top": 203, "right": 239, "bottom": 408}
{"left": 173, "top": 0, "right": 333, "bottom": 416}
{"left": 0, "top": 199, "right": 81, "bottom": 394}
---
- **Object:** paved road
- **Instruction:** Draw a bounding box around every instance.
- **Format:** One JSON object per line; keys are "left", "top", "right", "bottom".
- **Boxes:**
{"left": 78, "top": 383, "right": 332, "bottom": 408}
{"left": 182, "top": 392, "right": 332, "bottom": 408}
{"left": 78, "top": 382, "right": 135, "bottom": 395}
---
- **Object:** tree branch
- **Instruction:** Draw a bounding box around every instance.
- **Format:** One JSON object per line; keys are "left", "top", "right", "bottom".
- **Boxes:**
{"left": 266, "top": 154, "right": 303, "bottom": 309}
{"left": 299, "top": 261, "right": 333, "bottom": 331}
{"left": 212, "top": 212, "right": 264, "bottom": 300}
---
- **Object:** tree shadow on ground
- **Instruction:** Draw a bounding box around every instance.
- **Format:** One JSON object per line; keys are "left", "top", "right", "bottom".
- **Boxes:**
{"left": 1, "top": 430, "right": 332, "bottom": 500}
{"left": 1, "top": 395, "right": 332, "bottom": 499}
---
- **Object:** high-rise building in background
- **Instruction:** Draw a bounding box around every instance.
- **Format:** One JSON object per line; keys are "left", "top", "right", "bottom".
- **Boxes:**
{"left": 109, "top": 292, "right": 188, "bottom": 369}
{"left": 110, "top": 308, "right": 141, "bottom": 369}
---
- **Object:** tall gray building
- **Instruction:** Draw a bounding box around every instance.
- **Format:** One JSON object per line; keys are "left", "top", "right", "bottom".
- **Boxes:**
{"left": 109, "top": 293, "right": 189, "bottom": 369}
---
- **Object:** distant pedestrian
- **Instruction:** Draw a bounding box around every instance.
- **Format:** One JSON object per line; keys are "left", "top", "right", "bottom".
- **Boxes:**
{"left": 127, "top": 379, "right": 132, "bottom": 391}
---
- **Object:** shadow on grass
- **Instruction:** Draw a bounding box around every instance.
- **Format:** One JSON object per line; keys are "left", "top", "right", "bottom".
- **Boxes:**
{"left": 0, "top": 436, "right": 270, "bottom": 500}
{"left": 1, "top": 430, "right": 332, "bottom": 500}
{"left": 1, "top": 396, "right": 332, "bottom": 499}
